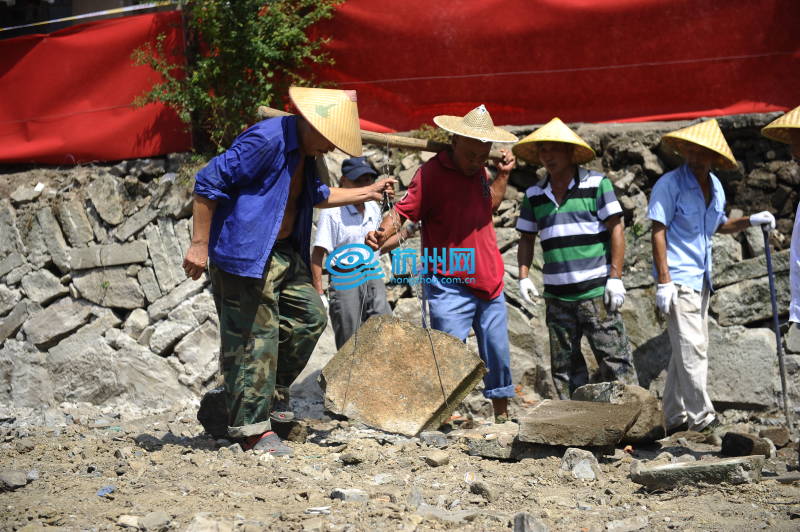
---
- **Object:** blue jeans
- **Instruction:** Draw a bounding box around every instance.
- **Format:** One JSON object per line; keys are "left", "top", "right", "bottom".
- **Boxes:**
{"left": 423, "top": 276, "right": 514, "bottom": 399}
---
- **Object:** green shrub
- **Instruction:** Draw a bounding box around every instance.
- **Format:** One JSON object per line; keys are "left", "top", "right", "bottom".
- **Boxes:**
{"left": 133, "top": 0, "right": 341, "bottom": 154}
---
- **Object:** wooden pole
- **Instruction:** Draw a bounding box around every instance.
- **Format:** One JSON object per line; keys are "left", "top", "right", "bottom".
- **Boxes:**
{"left": 256, "top": 105, "right": 506, "bottom": 161}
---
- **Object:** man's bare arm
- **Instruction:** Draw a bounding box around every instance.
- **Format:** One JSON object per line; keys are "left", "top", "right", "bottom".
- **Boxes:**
{"left": 651, "top": 221, "right": 671, "bottom": 284}
{"left": 604, "top": 215, "right": 625, "bottom": 279}
{"left": 183, "top": 195, "right": 217, "bottom": 280}
{"left": 517, "top": 232, "right": 536, "bottom": 279}
{"left": 310, "top": 246, "right": 327, "bottom": 294}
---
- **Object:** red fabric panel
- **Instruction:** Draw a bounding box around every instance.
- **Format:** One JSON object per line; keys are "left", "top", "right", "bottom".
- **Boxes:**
{"left": 314, "top": 0, "right": 800, "bottom": 131}
{"left": 0, "top": 12, "right": 190, "bottom": 165}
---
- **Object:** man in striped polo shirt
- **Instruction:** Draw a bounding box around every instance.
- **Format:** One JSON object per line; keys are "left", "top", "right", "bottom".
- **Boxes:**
{"left": 513, "top": 118, "right": 638, "bottom": 399}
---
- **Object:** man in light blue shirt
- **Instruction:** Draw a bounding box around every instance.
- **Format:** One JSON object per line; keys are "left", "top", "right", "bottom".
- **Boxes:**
{"left": 648, "top": 119, "right": 775, "bottom": 436}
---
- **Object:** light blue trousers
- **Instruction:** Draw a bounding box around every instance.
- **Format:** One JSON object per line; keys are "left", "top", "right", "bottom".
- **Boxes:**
{"left": 423, "top": 276, "right": 515, "bottom": 399}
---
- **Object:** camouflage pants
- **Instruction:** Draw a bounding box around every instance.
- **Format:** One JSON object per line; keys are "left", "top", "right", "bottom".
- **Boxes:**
{"left": 209, "top": 241, "right": 327, "bottom": 439}
{"left": 545, "top": 296, "right": 638, "bottom": 400}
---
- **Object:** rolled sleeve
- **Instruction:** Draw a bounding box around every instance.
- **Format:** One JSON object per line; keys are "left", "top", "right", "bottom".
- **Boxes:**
{"left": 312, "top": 177, "right": 331, "bottom": 206}
{"left": 194, "top": 128, "right": 280, "bottom": 201}
{"left": 647, "top": 177, "right": 675, "bottom": 226}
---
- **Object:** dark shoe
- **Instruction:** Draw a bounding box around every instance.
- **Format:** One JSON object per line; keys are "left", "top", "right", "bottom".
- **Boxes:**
{"left": 665, "top": 422, "right": 689, "bottom": 436}
{"left": 697, "top": 417, "right": 721, "bottom": 436}
{"left": 244, "top": 431, "right": 293, "bottom": 457}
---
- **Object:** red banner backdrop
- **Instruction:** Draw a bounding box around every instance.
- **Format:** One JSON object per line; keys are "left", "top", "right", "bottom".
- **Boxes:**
{"left": 1, "top": 1, "right": 798, "bottom": 164}
{"left": 0, "top": 11, "right": 191, "bottom": 165}
{"left": 315, "top": 0, "right": 800, "bottom": 131}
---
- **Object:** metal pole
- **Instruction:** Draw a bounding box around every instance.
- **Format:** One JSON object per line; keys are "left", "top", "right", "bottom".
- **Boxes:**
{"left": 763, "top": 225, "right": 793, "bottom": 431}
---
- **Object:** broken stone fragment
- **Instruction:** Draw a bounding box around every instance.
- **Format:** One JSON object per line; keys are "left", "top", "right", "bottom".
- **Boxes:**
{"left": 518, "top": 399, "right": 640, "bottom": 447}
{"left": 721, "top": 432, "right": 773, "bottom": 458}
{"left": 630, "top": 455, "right": 764, "bottom": 490}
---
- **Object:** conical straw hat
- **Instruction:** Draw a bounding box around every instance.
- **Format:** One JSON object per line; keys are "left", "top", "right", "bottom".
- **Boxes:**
{"left": 661, "top": 119, "right": 737, "bottom": 170}
{"left": 433, "top": 105, "right": 518, "bottom": 143}
{"left": 762, "top": 105, "right": 800, "bottom": 144}
{"left": 512, "top": 117, "right": 595, "bottom": 165}
{"left": 289, "top": 86, "right": 362, "bottom": 156}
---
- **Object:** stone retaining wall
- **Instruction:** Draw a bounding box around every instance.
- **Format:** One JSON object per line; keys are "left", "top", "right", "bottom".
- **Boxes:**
{"left": 0, "top": 113, "right": 798, "bottom": 422}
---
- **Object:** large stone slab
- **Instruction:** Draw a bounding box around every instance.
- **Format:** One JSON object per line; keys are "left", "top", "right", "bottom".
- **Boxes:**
{"left": 0, "top": 300, "right": 34, "bottom": 344}
{"left": 707, "top": 321, "right": 776, "bottom": 408}
{"left": 137, "top": 266, "right": 162, "bottom": 303}
{"left": 46, "top": 327, "right": 194, "bottom": 408}
{"left": 147, "top": 276, "right": 208, "bottom": 320}
{"left": 22, "top": 298, "right": 93, "bottom": 347}
{"left": 174, "top": 320, "right": 219, "bottom": 389}
{"left": 20, "top": 269, "right": 68, "bottom": 305}
{"left": 113, "top": 205, "right": 159, "bottom": 242}
{"left": 69, "top": 241, "right": 149, "bottom": 270}
{"left": 35, "top": 206, "right": 70, "bottom": 273}
{"left": 711, "top": 273, "right": 790, "bottom": 326}
{"left": 321, "top": 315, "right": 487, "bottom": 436}
{"left": 630, "top": 455, "right": 764, "bottom": 490}
{"left": 72, "top": 267, "right": 145, "bottom": 309}
{"left": 144, "top": 219, "right": 184, "bottom": 293}
{"left": 0, "top": 339, "right": 55, "bottom": 408}
{"left": 517, "top": 399, "right": 640, "bottom": 447}
{"left": 87, "top": 172, "right": 127, "bottom": 226}
{"left": 18, "top": 215, "right": 49, "bottom": 268}
{"left": 0, "top": 286, "right": 21, "bottom": 317}
{"left": 55, "top": 197, "right": 94, "bottom": 247}
{"left": 0, "top": 252, "right": 25, "bottom": 279}
{"left": 0, "top": 200, "right": 25, "bottom": 258}
{"left": 572, "top": 382, "right": 664, "bottom": 443}
{"left": 460, "top": 422, "right": 563, "bottom": 460}
{"left": 148, "top": 302, "right": 199, "bottom": 355}
{"left": 713, "top": 249, "right": 789, "bottom": 288}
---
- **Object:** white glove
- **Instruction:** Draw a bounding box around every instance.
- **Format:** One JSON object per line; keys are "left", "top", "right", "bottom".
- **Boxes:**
{"left": 604, "top": 278, "right": 626, "bottom": 312}
{"left": 319, "top": 293, "right": 329, "bottom": 310}
{"left": 655, "top": 282, "right": 677, "bottom": 315}
{"left": 749, "top": 211, "right": 776, "bottom": 230}
{"left": 519, "top": 278, "right": 539, "bottom": 304}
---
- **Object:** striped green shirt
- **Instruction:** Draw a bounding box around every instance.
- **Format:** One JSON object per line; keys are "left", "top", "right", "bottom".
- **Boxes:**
{"left": 516, "top": 168, "right": 622, "bottom": 301}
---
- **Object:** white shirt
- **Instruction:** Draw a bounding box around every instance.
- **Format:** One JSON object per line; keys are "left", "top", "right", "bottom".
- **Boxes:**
{"left": 790, "top": 201, "right": 800, "bottom": 323}
{"left": 313, "top": 201, "right": 383, "bottom": 254}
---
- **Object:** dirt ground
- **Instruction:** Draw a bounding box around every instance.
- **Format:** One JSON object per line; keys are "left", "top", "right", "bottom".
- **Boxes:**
{"left": 2, "top": 406, "right": 800, "bottom": 532}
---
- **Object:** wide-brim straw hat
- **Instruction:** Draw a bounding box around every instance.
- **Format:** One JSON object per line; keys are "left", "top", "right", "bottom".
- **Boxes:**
{"left": 512, "top": 117, "right": 596, "bottom": 165}
{"left": 762, "top": 105, "right": 800, "bottom": 144}
{"left": 433, "top": 105, "right": 518, "bottom": 143}
{"left": 289, "top": 86, "right": 362, "bottom": 156}
{"left": 661, "top": 119, "right": 737, "bottom": 170}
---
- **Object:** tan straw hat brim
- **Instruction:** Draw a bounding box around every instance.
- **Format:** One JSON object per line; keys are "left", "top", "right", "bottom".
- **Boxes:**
{"left": 512, "top": 117, "right": 595, "bottom": 165}
{"left": 433, "top": 105, "right": 518, "bottom": 143}
{"left": 762, "top": 105, "right": 800, "bottom": 144}
{"left": 661, "top": 119, "right": 737, "bottom": 170}
{"left": 289, "top": 86, "right": 363, "bottom": 156}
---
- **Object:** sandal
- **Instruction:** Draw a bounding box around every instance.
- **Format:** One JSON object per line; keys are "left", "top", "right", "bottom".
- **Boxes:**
{"left": 244, "top": 431, "right": 293, "bottom": 457}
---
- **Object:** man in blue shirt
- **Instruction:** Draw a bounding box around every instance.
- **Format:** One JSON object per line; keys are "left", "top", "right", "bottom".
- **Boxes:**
{"left": 648, "top": 119, "right": 775, "bottom": 436}
{"left": 183, "top": 87, "right": 395, "bottom": 456}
